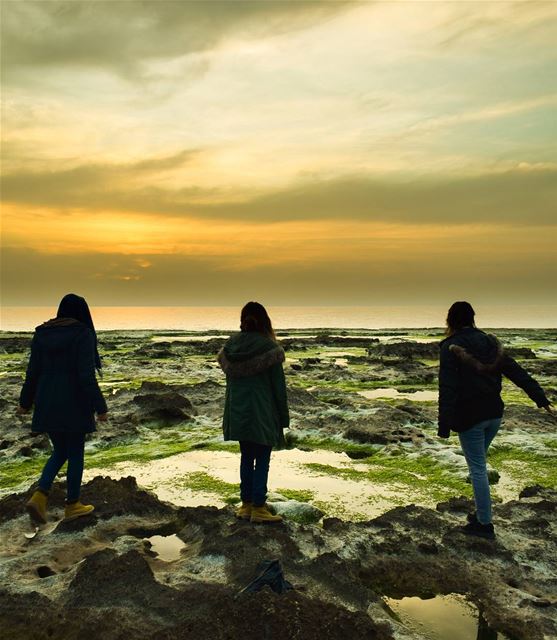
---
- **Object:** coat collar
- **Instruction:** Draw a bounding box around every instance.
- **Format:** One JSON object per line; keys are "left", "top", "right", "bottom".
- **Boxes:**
{"left": 218, "top": 345, "right": 285, "bottom": 378}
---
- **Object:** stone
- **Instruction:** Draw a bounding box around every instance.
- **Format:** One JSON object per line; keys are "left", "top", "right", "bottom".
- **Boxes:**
{"left": 267, "top": 500, "right": 324, "bottom": 524}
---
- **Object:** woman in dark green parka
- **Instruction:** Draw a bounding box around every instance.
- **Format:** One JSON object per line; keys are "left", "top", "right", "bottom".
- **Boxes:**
{"left": 18, "top": 294, "right": 108, "bottom": 524}
{"left": 218, "top": 302, "right": 289, "bottom": 523}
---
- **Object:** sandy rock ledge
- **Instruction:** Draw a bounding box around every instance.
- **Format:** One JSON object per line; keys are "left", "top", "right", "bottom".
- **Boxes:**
{"left": 0, "top": 476, "right": 555, "bottom": 640}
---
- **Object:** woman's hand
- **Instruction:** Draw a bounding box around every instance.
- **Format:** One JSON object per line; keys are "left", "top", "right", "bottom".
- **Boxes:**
{"left": 97, "top": 412, "right": 109, "bottom": 422}
{"left": 16, "top": 406, "right": 30, "bottom": 415}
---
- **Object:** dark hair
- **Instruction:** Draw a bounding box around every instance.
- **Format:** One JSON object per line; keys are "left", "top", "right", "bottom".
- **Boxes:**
{"left": 446, "top": 301, "right": 476, "bottom": 336}
{"left": 57, "top": 293, "right": 102, "bottom": 370}
{"left": 240, "top": 301, "right": 276, "bottom": 341}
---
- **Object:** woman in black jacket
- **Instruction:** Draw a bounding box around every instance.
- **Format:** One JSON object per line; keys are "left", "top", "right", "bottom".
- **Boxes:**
{"left": 18, "top": 294, "right": 108, "bottom": 523}
{"left": 438, "top": 301, "right": 551, "bottom": 539}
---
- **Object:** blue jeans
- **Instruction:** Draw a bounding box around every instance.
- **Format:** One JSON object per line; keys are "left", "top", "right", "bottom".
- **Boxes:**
{"left": 458, "top": 418, "right": 501, "bottom": 524}
{"left": 38, "top": 432, "right": 86, "bottom": 503}
{"left": 239, "top": 441, "right": 272, "bottom": 507}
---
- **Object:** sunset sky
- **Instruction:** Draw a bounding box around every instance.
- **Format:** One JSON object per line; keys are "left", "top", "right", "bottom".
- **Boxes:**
{"left": 1, "top": 0, "right": 556, "bottom": 307}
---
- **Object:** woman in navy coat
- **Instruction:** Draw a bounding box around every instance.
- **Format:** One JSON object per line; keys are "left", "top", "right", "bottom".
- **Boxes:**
{"left": 18, "top": 294, "right": 108, "bottom": 523}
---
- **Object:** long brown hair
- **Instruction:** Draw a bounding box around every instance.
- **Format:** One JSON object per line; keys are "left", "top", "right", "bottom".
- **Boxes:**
{"left": 445, "top": 301, "right": 476, "bottom": 336}
{"left": 240, "top": 301, "right": 276, "bottom": 341}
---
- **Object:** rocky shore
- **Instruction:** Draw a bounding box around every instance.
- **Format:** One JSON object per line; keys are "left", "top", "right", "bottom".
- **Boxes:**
{"left": 1, "top": 328, "right": 556, "bottom": 638}
{"left": 0, "top": 477, "right": 556, "bottom": 640}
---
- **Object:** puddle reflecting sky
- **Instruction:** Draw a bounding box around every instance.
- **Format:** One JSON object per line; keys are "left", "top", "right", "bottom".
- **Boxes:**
{"left": 84, "top": 445, "right": 520, "bottom": 521}
{"left": 386, "top": 594, "right": 511, "bottom": 640}
{"left": 146, "top": 534, "right": 185, "bottom": 562}
{"left": 85, "top": 448, "right": 402, "bottom": 519}
{"left": 359, "top": 388, "right": 438, "bottom": 402}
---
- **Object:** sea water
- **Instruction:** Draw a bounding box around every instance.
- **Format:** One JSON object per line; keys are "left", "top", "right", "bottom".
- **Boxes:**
{"left": 2, "top": 305, "right": 556, "bottom": 331}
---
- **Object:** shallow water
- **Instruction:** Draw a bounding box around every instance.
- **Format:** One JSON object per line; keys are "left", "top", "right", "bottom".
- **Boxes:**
{"left": 386, "top": 594, "right": 511, "bottom": 640}
{"left": 85, "top": 448, "right": 403, "bottom": 519}
{"left": 146, "top": 534, "right": 185, "bottom": 562}
{"left": 359, "top": 388, "right": 437, "bottom": 402}
{"left": 83, "top": 445, "right": 523, "bottom": 521}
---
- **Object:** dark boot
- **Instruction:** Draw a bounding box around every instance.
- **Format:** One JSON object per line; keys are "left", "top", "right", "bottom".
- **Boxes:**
{"left": 467, "top": 511, "right": 478, "bottom": 524}
{"left": 460, "top": 520, "right": 495, "bottom": 540}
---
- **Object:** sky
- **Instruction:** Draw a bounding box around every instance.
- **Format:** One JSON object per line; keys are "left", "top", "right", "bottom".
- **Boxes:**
{"left": 1, "top": 0, "right": 556, "bottom": 308}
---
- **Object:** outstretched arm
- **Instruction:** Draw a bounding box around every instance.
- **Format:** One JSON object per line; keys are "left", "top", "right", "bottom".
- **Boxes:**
{"left": 19, "top": 336, "right": 41, "bottom": 410}
{"left": 76, "top": 330, "right": 108, "bottom": 415}
{"left": 501, "top": 356, "right": 550, "bottom": 408}
{"left": 438, "top": 342, "right": 459, "bottom": 437}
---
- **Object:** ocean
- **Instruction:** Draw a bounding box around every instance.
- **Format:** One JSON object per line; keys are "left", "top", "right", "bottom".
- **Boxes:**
{"left": 2, "top": 305, "right": 556, "bottom": 331}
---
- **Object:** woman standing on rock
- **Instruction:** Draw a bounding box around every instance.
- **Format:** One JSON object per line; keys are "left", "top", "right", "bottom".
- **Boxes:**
{"left": 438, "top": 301, "right": 551, "bottom": 539}
{"left": 218, "top": 302, "right": 289, "bottom": 523}
{"left": 18, "top": 294, "right": 108, "bottom": 523}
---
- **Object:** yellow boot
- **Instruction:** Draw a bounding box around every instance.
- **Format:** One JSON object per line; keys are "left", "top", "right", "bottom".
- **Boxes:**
{"left": 26, "top": 490, "right": 48, "bottom": 524}
{"left": 236, "top": 502, "right": 252, "bottom": 520}
{"left": 64, "top": 501, "right": 95, "bottom": 521}
{"left": 250, "top": 504, "right": 283, "bottom": 524}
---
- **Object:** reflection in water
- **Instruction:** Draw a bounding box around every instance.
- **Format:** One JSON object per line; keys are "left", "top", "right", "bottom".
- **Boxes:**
{"left": 386, "top": 594, "right": 510, "bottom": 640}
{"left": 146, "top": 534, "right": 185, "bottom": 562}
{"left": 359, "top": 388, "right": 438, "bottom": 402}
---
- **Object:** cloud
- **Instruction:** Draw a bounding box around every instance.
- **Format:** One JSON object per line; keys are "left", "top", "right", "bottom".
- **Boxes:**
{"left": 436, "top": 1, "right": 557, "bottom": 49}
{"left": 2, "top": 151, "right": 556, "bottom": 225}
{"left": 1, "top": 148, "right": 201, "bottom": 203}
{"left": 218, "top": 168, "right": 557, "bottom": 225}
{"left": 2, "top": 243, "right": 555, "bottom": 307}
{"left": 0, "top": 0, "right": 354, "bottom": 83}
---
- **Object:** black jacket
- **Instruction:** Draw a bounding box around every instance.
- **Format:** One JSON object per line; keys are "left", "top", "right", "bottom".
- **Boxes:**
{"left": 19, "top": 318, "right": 107, "bottom": 433}
{"left": 438, "top": 328, "right": 548, "bottom": 437}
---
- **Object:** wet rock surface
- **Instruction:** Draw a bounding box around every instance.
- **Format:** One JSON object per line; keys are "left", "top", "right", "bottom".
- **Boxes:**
{"left": 343, "top": 405, "right": 428, "bottom": 445}
{"left": 0, "top": 476, "right": 556, "bottom": 640}
{"left": 133, "top": 390, "right": 196, "bottom": 423}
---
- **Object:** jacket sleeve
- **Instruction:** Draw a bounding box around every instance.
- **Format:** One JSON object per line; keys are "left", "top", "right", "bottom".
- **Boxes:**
{"left": 76, "top": 330, "right": 108, "bottom": 414}
{"left": 438, "top": 342, "right": 459, "bottom": 437}
{"left": 269, "top": 363, "right": 289, "bottom": 429}
{"left": 501, "top": 356, "right": 549, "bottom": 408}
{"left": 19, "top": 335, "right": 41, "bottom": 409}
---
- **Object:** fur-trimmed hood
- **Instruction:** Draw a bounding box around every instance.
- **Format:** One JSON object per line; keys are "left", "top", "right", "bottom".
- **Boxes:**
{"left": 448, "top": 332, "right": 505, "bottom": 373}
{"left": 218, "top": 331, "right": 285, "bottom": 378}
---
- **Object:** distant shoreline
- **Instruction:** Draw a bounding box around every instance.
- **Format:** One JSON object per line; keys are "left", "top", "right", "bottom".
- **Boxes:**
{"left": 2, "top": 327, "right": 557, "bottom": 335}
{"left": 2, "top": 305, "right": 557, "bottom": 332}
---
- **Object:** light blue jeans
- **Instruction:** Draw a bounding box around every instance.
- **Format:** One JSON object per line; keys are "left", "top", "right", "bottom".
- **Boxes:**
{"left": 458, "top": 418, "right": 501, "bottom": 524}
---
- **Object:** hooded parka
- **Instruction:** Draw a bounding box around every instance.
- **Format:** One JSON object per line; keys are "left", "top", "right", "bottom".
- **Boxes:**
{"left": 438, "top": 327, "right": 548, "bottom": 437}
{"left": 218, "top": 332, "right": 289, "bottom": 448}
{"left": 19, "top": 318, "right": 107, "bottom": 433}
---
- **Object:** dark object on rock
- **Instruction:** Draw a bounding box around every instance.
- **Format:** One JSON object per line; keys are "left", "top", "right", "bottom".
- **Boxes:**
{"left": 530, "top": 598, "right": 552, "bottom": 608}
{"left": 240, "top": 559, "right": 294, "bottom": 595}
{"left": 519, "top": 485, "right": 548, "bottom": 499}
{"left": 417, "top": 540, "right": 439, "bottom": 555}
{"left": 54, "top": 513, "right": 98, "bottom": 533}
{"left": 37, "top": 565, "right": 56, "bottom": 578}
{"left": 367, "top": 341, "right": 440, "bottom": 360}
{"left": 133, "top": 392, "right": 195, "bottom": 423}
{"left": 505, "top": 346, "right": 537, "bottom": 359}
{"left": 467, "top": 511, "right": 478, "bottom": 524}
{"left": 459, "top": 520, "right": 495, "bottom": 540}
{"left": 436, "top": 495, "right": 474, "bottom": 514}
{"left": 345, "top": 449, "right": 373, "bottom": 460}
